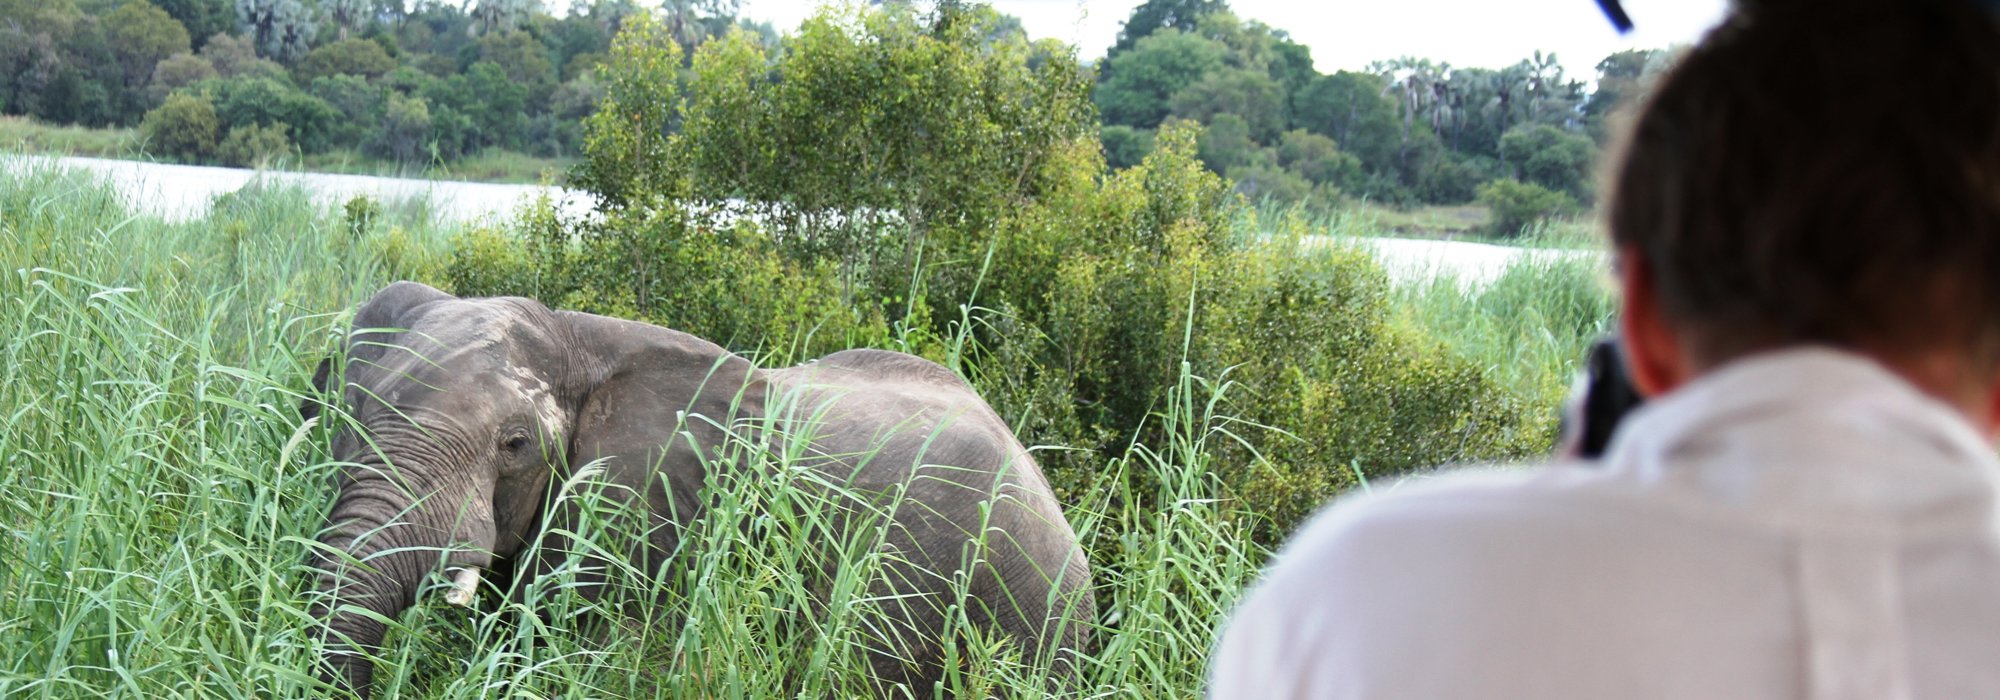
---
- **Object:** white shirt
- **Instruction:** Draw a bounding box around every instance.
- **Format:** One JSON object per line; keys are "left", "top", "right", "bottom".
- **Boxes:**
{"left": 1209, "top": 348, "right": 2000, "bottom": 700}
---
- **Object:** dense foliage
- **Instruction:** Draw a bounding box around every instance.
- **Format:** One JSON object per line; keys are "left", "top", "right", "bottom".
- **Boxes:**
{"left": 1093, "top": 0, "right": 1671, "bottom": 228}
{"left": 0, "top": 1, "right": 1624, "bottom": 695}
{"left": 450, "top": 5, "right": 1560, "bottom": 543}
{"left": 0, "top": 0, "right": 777, "bottom": 170}
{"left": 7, "top": 0, "right": 1668, "bottom": 223}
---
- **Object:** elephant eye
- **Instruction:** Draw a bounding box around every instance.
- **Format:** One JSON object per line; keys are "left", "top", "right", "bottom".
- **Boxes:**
{"left": 503, "top": 432, "right": 530, "bottom": 452}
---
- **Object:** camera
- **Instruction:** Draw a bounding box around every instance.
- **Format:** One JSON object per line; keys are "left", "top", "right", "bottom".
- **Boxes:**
{"left": 1560, "top": 336, "right": 1646, "bottom": 459}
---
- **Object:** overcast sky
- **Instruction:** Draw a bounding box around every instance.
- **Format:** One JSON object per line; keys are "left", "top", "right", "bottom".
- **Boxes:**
{"left": 737, "top": 0, "right": 1732, "bottom": 80}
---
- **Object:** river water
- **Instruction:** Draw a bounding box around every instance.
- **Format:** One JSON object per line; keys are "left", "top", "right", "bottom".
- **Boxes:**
{"left": 5, "top": 155, "right": 1603, "bottom": 286}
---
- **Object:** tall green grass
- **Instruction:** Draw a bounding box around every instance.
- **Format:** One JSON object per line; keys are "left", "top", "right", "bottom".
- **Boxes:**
{"left": 1393, "top": 251, "right": 1616, "bottom": 409}
{"left": 0, "top": 160, "right": 1605, "bottom": 697}
{"left": 0, "top": 161, "right": 1273, "bottom": 696}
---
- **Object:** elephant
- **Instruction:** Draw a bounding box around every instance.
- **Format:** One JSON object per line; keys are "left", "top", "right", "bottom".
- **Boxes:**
{"left": 300, "top": 281, "right": 1095, "bottom": 697}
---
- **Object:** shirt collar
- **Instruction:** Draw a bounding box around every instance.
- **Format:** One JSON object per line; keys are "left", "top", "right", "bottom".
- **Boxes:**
{"left": 1602, "top": 347, "right": 2000, "bottom": 524}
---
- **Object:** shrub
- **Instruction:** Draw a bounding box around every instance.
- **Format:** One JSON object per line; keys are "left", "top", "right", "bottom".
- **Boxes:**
{"left": 206, "top": 76, "right": 340, "bottom": 153}
{"left": 1196, "top": 113, "right": 1258, "bottom": 172}
{"left": 1499, "top": 123, "right": 1598, "bottom": 201}
{"left": 1225, "top": 162, "right": 1312, "bottom": 205}
{"left": 342, "top": 194, "right": 380, "bottom": 237}
{"left": 138, "top": 91, "right": 219, "bottom": 159}
{"left": 1274, "top": 129, "right": 1359, "bottom": 187}
{"left": 215, "top": 122, "right": 291, "bottom": 167}
{"left": 1416, "top": 152, "right": 1494, "bottom": 204}
{"left": 451, "top": 9, "right": 1555, "bottom": 548}
{"left": 1477, "top": 177, "right": 1578, "bottom": 237}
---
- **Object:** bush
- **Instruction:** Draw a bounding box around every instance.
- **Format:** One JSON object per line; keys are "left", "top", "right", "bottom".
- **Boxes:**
{"left": 1225, "top": 162, "right": 1312, "bottom": 205}
{"left": 1416, "top": 152, "right": 1495, "bottom": 204}
{"left": 215, "top": 122, "right": 291, "bottom": 167}
{"left": 450, "top": 10, "right": 1554, "bottom": 549}
{"left": 205, "top": 76, "right": 340, "bottom": 153}
{"left": 138, "top": 91, "right": 219, "bottom": 159}
{"left": 1477, "top": 177, "right": 1579, "bottom": 237}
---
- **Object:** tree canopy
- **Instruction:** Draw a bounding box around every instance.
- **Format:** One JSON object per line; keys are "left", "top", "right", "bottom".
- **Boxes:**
{"left": 1, "top": 0, "right": 1670, "bottom": 217}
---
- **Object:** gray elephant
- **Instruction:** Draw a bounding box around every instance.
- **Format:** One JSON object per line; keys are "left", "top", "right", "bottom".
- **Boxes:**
{"left": 301, "top": 281, "right": 1094, "bottom": 696}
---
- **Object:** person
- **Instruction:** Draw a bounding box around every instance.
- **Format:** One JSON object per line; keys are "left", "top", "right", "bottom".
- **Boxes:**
{"left": 1208, "top": 0, "right": 2000, "bottom": 697}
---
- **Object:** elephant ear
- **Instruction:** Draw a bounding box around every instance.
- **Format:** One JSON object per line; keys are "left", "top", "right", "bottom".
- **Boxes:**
{"left": 344, "top": 281, "right": 456, "bottom": 366}
{"left": 530, "top": 311, "right": 766, "bottom": 594}
{"left": 300, "top": 281, "right": 455, "bottom": 423}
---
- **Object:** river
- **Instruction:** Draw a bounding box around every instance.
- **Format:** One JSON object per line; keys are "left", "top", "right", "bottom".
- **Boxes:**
{"left": 4, "top": 155, "right": 1603, "bottom": 286}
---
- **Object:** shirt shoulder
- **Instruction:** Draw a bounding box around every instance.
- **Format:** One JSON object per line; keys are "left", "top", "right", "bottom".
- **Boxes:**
{"left": 1210, "top": 464, "right": 1793, "bottom": 699}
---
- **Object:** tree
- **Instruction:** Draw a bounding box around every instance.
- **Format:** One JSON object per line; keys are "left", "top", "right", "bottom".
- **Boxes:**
{"left": 1169, "top": 67, "right": 1283, "bottom": 142}
{"left": 1291, "top": 71, "right": 1400, "bottom": 176}
{"left": 1109, "top": 0, "right": 1227, "bottom": 57}
{"left": 39, "top": 14, "right": 130, "bottom": 126}
{"left": 1498, "top": 123, "right": 1596, "bottom": 199}
{"left": 104, "top": 1, "right": 192, "bottom": 89}
{"left": 139, "top": 90, "right": 219, "bottom": 158}
{"left": 235, "top": 0, "right": 317, "bottom": 62}
{"left": 571, "top": 11, "right": 679, "bottom": 207}
{"left": 1265, "top": 36, "right": 1312, "bottom": 115}
{"left": 1373, "top": 57, "right": 1450, "bottom": 177}
{"left": 1583, "top": 48, "right": 1669, "bottom": 139}
{"left": 1519, "top": 51, "right": 1583, "bottom": 127}
{"left": 1195, "top": 113, "right": 1256, "bottom": 172}
{"left": 475, "top": 29, "right": 555, "bottom": 101}
{"left": 322, "top": 0, "right": 363, "bottom": 39}
{"left": 309, "top": 72, "right": 380, "bottom": 147}
{"left": 199, "top": 31, "right": 260, "bottom": 75}
{"left": 207, "top": 75, "right": 339, "bottom": 151}
{"left": 295, "top": 37, "right": 396, "bottom": 81}
{"left": 146, "top": 51, "right": 216, "bottom": 103}
{"left": 471, "top": 0, "right": 535, "bottom": 35}
{"left": 659, "top": 0, "right": 705, "bottom": 52}
{"left": 374, "top": 92, "right": 430, "bottom": 163}
{"left": 153, "top": 0, "right": 231, "bottom": 48}
{"left": 458, "top": 60, "right": 526, "bottom": 149}
{"left": 1273, "top": 129, "right": 1359, "bottom": 186}
{"left": 1101, "top": 124, "right": 1154, "bottom": 169}
{"left": 1093, "top": 29, "right": 1226, "bottom": 129}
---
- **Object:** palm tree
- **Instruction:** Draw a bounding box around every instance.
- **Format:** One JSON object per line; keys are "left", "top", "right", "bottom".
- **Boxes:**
{"left": 471, "top": 0, "right": 537, "bottom": 35}
{"left": 324, "top": 0, "right": 364, "bottom": 39}
{"left": 661, "top": 0, "right": 707, "bottom": 53}
{"left": 1373, "top": 57, "right": 1449, "bottom": 177}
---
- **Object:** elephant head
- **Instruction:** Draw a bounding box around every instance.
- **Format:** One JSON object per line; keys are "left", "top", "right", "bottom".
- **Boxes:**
{"left": 301, "top": 281, "right": 760, "bottom": 695}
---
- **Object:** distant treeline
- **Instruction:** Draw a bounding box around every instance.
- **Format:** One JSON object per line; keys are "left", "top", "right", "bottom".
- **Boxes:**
{"left": 1095, "top": 0, "right": 1674, "bottom": 223}
{"left": 0, "top": 0, "right": 774, "bottom": 167}
{"left": 0, "top": 0, "right": 1669, "bottom": 227}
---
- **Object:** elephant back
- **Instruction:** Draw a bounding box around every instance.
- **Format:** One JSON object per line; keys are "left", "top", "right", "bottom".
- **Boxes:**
{"left": 766, "top": 348, "right": 1096, "bottom": 691}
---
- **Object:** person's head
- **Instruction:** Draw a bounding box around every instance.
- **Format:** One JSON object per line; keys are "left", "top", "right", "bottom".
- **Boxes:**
{"left": 1609, "top": 0, "right": 2000, "bottom": 427}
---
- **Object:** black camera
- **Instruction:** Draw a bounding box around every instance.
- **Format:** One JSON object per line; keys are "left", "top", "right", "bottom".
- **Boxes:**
{"left": 1560, "top": 336, "right": 1646, "bottom": 459}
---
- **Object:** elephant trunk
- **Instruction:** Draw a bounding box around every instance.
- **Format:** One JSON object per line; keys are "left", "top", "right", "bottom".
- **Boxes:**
{"left": 308, "top": 503, "right": 420, "bottom": 696}
{"left": 308, "top": 453, "right": 484, "bottom": 697}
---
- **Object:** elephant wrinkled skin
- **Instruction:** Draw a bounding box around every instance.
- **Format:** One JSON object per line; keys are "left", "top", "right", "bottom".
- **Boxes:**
{"left": 302, "top": 281, "right": 1094, "bottom": 697}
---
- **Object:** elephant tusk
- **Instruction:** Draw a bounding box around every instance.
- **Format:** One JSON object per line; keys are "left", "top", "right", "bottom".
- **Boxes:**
{"left": 444, "top": 567, "right": 481, "bottom": 607}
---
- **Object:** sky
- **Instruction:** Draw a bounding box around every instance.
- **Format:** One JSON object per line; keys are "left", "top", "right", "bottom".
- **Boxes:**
{"left": 737, "top": 0, "right": 1733, "bottom": 81}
